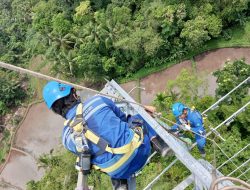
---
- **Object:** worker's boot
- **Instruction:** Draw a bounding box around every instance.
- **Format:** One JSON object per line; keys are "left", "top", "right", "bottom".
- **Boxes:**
{"left": 151, "top": 135, "right": 171, "bottom": 157}
{"left": 111, "top": 178, "right": 128, "bottom": 190}
{"left": 199, "top": 148, "right": 206, "bottom": 158}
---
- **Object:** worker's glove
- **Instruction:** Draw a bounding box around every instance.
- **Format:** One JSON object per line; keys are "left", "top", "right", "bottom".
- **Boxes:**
{"left": 198, "top": 130, "right": 206, "bottom": 137}
{"left": 180, "top": 124, "right": 191, "bottom": 131}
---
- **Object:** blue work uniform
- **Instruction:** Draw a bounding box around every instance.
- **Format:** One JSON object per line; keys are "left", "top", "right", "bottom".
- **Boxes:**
{"left": 62, "top": 95, "right": 157, "bottom": 179}
{"left": 171, "top": 109, "right": 206, "bottom": 153}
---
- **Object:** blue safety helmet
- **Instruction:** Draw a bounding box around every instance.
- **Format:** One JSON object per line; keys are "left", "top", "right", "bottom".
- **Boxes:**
{"left": 172, "top": 102, "right": 187, "bottom": 118}
{"left": 43, "top": 81, "right": 72, "bottom": 109}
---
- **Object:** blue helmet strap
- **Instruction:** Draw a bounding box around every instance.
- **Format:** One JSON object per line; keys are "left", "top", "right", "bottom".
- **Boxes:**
{"left": 52, "top": 89, "right": 80, "bottom": 118}
{"left": 51, "top": 98, "right": 64, "bottom": 116}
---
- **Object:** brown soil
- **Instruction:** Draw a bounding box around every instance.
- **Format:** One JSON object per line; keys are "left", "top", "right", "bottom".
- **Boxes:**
{"left": 195, "top": 48, "right": 250, "bottom": 97}
{"left": 0, "top": 150, "right": 44, "bottom": 189}
{"left": 139, "top": 48, "right": 250, "bottom": 104}
{"left": 15, "top": 103, "right": 64, "bottom": 157}
{"left": 140, "top": 60, "right": 192, "bottom": 104}
{"left": 0, "top": 103, "right": 64, "bottom": 189}
{"left": 120, "top": 81, "right": 139, "bottom": 101}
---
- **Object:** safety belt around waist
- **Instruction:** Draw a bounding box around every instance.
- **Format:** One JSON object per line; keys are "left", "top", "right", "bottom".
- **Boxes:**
{"left": 64, "top": 103, "right": 144, "bottom": 155}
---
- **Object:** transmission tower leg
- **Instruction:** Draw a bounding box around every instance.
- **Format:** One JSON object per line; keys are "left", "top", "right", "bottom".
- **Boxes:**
{"left": 75, "top": 171, "right": 89, "bottom": 190}
{"left": 128, "top": 175, "right": 136, "bottom": 190}
{"left": 194, "top": 174, "right": 205, "bottom": 190}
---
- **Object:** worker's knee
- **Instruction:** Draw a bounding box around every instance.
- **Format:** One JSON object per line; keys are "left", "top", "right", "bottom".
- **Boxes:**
{"left": 197, "top": 139, "right": 206, "bottom": 150}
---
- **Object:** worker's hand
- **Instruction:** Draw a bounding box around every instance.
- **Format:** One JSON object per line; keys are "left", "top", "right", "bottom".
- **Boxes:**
{"left": 144, "top": 105, "right": 156, "bottom": 113}
{"left": 144, "top": 105, "right": 162, "bottom": 118}
{"left": 181, "top": 124, "right": 191, "bottom": 131}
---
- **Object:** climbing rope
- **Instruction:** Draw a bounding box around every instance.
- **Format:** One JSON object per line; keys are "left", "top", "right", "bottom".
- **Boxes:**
{"left": 0, "top": 61, "right": 147, "bottom": 109}
{"left": 155, "top": 114, "right": 215, "bottom": 142}
{"left": 0, "top": 61, "right": 214, "bottom": 144}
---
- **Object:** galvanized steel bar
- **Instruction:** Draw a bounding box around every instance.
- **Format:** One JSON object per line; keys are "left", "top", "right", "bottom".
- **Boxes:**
{"left": 172, "top": 175, "right": 194, "bottom": 190}
{"left": 143, "top": 159, "right": 178, "bottom": 190}
{"left": 202, "top": 76, "right": 250, "bottom": 115}
{"left": 144, "top": 102, "right": 250, "bottom": 188}
{"left": 217, "top": 144, "right": 249, "bottom": 170}
{"left": 228, "top": 159, "right": 250, "bottom": 177}
{"left": 237, "top": 167, "right": 250, "bottom": 179}
{"left": 207, "top": 101, "right": 250, "bottom": 136}
{"left": 108, "top": 80, "right": 213, "bottom": 189}
{"left": 214, "top": 141, "right": 249, "bottom": 179}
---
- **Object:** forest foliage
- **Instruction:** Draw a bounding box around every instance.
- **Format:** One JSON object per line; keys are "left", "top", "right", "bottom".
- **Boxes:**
{"left": 0, "top": 0, "right": 249, "bottom": 115}
{"left": 0, "top": 0, "right": 249, "bottom": 82}
{"left": 0, "top": 71, "right": 26, "bottom": 116}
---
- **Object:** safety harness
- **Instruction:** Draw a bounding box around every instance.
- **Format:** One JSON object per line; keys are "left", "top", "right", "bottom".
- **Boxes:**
{"left": 64, "top": 103, "right": 144, "bottom": 174}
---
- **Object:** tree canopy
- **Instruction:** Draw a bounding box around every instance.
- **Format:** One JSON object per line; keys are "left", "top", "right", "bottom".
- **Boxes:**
{"left": 1, "top": 0, "right": 249, "bottom": 82}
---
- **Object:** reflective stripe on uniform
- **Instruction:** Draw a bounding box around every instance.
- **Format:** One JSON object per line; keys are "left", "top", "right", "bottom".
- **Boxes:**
{"left": 83, "top": 97, "right": 101, "bottom": 112}
{"left": 85, "top": 103, "right": 107, "bottom": 120}
{"left": 85, "top": 128, "right": 143, "bottom": 154}
{"left": 92, "top": 129, "right": 143, "bottom": 173}
{"left": 62, "top": 127, "right": 71, "bottom": 147}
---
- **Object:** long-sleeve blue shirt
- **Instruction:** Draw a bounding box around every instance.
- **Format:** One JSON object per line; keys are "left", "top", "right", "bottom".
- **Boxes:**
{"left": 62, "top": 95, "right": 152, "bottom": 179}
{"left": 172, "top": 108, "right": 205, "bottom": 134}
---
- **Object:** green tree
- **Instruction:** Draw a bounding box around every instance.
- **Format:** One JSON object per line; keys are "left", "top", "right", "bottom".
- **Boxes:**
{"left": 213, "top": 59, "right": 250, "bottom": 102}
{"left": 217, "top": 0, "right": 249, "bottom": 26}
{"left": 74, "top": 1, "right": 93, "bottom": 24}
{"left": 32, "top": 1, "right": 58, "bottom": 33}
{"left": 115, "top": 27, "right": 163, "bottom": 56}
{"left": 73, "top": 42, "right": 106, "bottom": 81}
{"left": 181, "top": 16, "right": 210, "bottom": 49}
{"left": 165, "top": 69, "right": 207, "bottom": 103}
{"left": 153, "top": 92, "right": 177, "bottom": 112}
{"left": 52, "top": 13, "right": 72, "bottom": 36}
{"left": 0, "top": 72, "right": 26, "bottom": 116}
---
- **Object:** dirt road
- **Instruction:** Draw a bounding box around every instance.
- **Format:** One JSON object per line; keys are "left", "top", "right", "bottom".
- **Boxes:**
{"left": 137, "top": 48, "right": 250, "bottom": 104}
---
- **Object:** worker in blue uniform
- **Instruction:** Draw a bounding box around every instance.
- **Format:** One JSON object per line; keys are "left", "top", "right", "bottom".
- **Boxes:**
{"left": 171, "top": 102, "right": 206, "bottom": 157}
{"left": 42, "top": 81, "right": 170, "bottom": 190}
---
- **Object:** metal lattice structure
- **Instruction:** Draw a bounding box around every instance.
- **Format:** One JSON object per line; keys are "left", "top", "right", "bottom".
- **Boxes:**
{"left": 99, "top": 78, "right": 249, "bottom": 190}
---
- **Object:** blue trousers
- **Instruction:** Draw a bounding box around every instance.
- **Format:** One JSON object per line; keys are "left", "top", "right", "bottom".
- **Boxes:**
{"left": 111, "top": 114, "right": 157, "bottom": 179}
{"left": 195, "top": 130, "right": 206, "bottom": 154}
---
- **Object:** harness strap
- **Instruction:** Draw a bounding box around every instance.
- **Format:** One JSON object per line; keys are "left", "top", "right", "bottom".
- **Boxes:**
{"left": 65, "top": 103, "right": 144, "bottom": 155}
{"left": 95, "top": 137, "right": 110, "bottom": 156}
{"left": 92, "top": 128, "right": 143, "bottom": 173}
{"left": 84, "top": 128, "right": 143, "bottom": 154}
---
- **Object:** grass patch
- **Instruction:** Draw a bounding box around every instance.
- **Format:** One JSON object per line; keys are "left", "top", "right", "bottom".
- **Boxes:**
{"left": 28, "top": 55, "right": 52, "bottom": 100}
{"left": 206, "top": 21, "right": 250, "bottom": 48}
{"left": 120, "top": 20, "right": 250, "bottom": 83}
{"left": 0, "top": 130, "right": 11, "bottom": 164}
{"left": 119, "top": 60, "right": 179, "bottom": 83}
